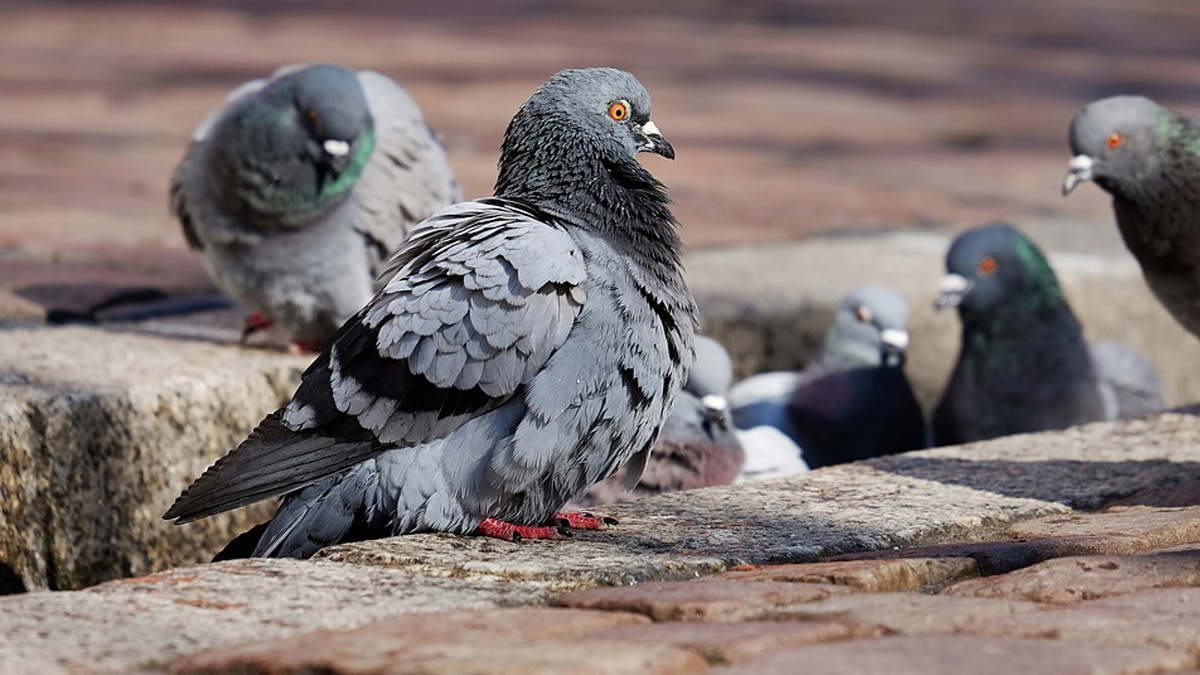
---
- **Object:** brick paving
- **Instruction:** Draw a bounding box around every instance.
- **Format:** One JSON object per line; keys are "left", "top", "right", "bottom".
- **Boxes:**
{"left": 159, "top": 482, "right": 1200, "bottom": 674}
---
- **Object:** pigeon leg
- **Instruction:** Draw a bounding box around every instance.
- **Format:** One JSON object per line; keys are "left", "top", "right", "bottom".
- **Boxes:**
{"left": 552, "top": 511, "right": 618, "bottom": 530}
{"left": 475, "top": 518, "right": 569, "bottom": 541}
{"left": 241, "top": 311, "right": 274, "bottom": 340}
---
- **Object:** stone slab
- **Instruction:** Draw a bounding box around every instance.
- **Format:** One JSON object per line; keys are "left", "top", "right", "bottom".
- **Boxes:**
{"left": 709, "top": 557, "right": 979, "bottom": 592}
{"left": 942, "top": 545, "right": 1200, "bottom": 604}
{"left": 0, "top": 559, "right": 580, "bottom": 674}
{"left": 0, "top": 326, "right": 310, "bottom": 591}
{"left": 170, "top": 608, "right": 710, "bottom": 675}
{"left": 708, "top": 635, "right": 1196, "bottom": 675}
{"left": 762, "top": 592, "right": 1042, "bottom": 635}
{"left": 554, "top": 579, "right": 854, "bottom": 622}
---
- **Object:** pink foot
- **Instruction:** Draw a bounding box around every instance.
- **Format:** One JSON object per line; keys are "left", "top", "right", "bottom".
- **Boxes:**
{"left": 241, "top": 311, "right": 274, "bottom": 340}
{"left": 476, "top": 518, "right": 567, "bottom": 542}
{"left": 552, "top": 511, "right": 618, "bottom": 530}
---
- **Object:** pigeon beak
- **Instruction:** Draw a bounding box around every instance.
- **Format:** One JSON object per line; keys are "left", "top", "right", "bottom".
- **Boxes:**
{"left": 639, "top": 120, "right": 675, "bottom": 160}
{"left": 934, "top": 273, "right": 973, "bottom": 311}
{"left": 700, "top": 393, "right": 730, "bottom": 428}
{"left": 321, "top": 138, "right": 352, "bottom": 175}
{"left": 1062, "top": 154, "right": 1094, "bottom": 196}
{"left": 879, "top": 328, "right": 910, "bottom": 355}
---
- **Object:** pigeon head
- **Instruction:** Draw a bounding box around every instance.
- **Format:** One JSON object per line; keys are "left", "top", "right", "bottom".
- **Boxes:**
{"left": 686, "top": 336, "right": 734, "bottom": 429}
{"left": 822, "top": 285, "right": 911, "bottom": 368}
{"left": 935, "top": 223, "right": 1064, "bottom": 321}
{"left": 495, "top": 68, "right": 674, "bottom": 210}
{"left": 209, "top": 63, "right": 375, "bottom": 227}
{"left": 1062, "top": 96, "right": 1172, "bottom": 199}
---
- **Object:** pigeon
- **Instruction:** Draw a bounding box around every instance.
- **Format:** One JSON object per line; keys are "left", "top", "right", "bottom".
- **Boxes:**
{"left": 170, "top": 63, "right": 461, "bottom": 350}
{"left": 932, "top": 223, "right": 1162, "bottom": 446}
{"left": 1063, "top": 95, "right": 1200, "bottom": 340}
{"left": 580, "top": 336, "right": 744, "bottom": 504}
{"left": 730, "top": 285, "right": 926, "bottom": 469}
{"left": 165, "top": 67, "right": 696, "bottom": 559}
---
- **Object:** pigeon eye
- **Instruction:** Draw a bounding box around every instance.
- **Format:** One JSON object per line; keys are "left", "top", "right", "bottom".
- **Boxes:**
{"left": 978, "top": 256, "right": 998, "bottom": 276}
{"left": 305, "top": 110, "right": 319, "bottom": 127}
{"left": 1107, "top": 133, "right": 1123, "bottom": 149}
{"left": 608, "top": 100, "right": 630, "bottom": 122}
{"left": 854, "top": 305, "right": 873, "bottom": 323}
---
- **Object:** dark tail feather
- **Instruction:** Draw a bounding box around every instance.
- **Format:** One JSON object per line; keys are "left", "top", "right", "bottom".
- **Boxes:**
{"left": 212, "top": 522, "right": 270, "bottom": 562}
{"left": 163, "top": 411, "right": 381, "bottom": 524}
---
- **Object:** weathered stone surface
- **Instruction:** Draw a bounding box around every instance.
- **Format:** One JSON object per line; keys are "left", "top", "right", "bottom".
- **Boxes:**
{"left": 0, "top": 559, "right": 577, "bottom": 673}
{"left": 942, "top": 545, "right": 1200, "bottom": 604}
{"left": 963, "top": 588, "right": 1200, "bottom": 656}
{"left": 709, "top": 557, "right": 979, "bottom": 592}
{"left": 590, "top": 621, "right": 853, "bottom": 665}
{"left": 554, "top": 579, "right": 855, "bottom": 622}
{"left": 1003, "top": 506, "right": 1200, "bottom": 548}
{"left": 707, "top": 635, "right": 1196, "bottom": 675}
{"left": 763, "top": 592, "right": 1042, "bottom": 634}
{"left": 0, "top": 326, "right": 309, "bottom": 591}
{"left": 170, "top": 608, "right": 711, "bottom": 675}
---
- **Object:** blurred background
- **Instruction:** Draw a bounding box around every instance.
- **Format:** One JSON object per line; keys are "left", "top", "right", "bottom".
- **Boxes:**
{"left": 5, "top": 0, "right": 1200, "bottom": 402}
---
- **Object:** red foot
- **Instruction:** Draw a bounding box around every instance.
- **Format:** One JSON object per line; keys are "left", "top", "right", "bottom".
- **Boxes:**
{"left": 287, "top": 339, "right": 323, "bottom": 354}
{"left": 241, "top": 311, "right": 274, "bottom": 339}
{"left": 552, "top": 511, "right": 618, "bottom": 530}
{"left": 476, "top": 518, "right": 567, "bottom": 542}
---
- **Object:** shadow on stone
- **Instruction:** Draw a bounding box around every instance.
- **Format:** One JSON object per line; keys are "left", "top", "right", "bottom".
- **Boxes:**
{"left": 0, "top": 561, "right": 28, "bottom": 595}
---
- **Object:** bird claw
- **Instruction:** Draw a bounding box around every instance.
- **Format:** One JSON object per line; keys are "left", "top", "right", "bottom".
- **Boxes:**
{"left": 552, "top": 511, "right": 617, "bottom": 530}
{"left": 475, "top": 518, "right": 568, "bottom": 542}
{"left": 241, "top": 311, "right": 274, "bottom": 341}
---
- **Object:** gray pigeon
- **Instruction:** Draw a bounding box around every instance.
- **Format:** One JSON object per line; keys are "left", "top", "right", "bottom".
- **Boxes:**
{"left": 581, "top": 336, "right": 744, "bottom": 504}
{"left": 1063, "top": 95, "right": 1200, "bottom": 340}
{"left": 165, "top": 67, "right": 696, "bottom": 559}
{"left": 729, "top": 285, "right": 926, "bottom": 469}
{"left": 932, "top": 223, "right": 1162, "bottom": 446}
{"left": 171, "top": 63, "right": 461, "bottom": 349}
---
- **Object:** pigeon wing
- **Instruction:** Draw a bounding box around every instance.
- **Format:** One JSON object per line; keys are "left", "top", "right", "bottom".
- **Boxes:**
{"left": 164, "top": 198, "right": 586, "bottom": 523}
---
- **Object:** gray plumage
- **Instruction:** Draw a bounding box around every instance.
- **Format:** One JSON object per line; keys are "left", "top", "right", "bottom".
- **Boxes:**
{"left": 171, "top": 63, "right": 461, "bottom": 347}
{"left": 165, "top": 67, "right": 695, "bottom": 559}
{"left": 1063, "top": 95, "right": 1200, "bottom": 340}
{"left": 932, "top": 223, "right": 1162, "bottom": 447}
{"left": 1091, "top": 340, "right": 1164, "bottom": 421}
{"left": 581, "top": 336, "right": 744, "bottom": 504}
{"left": 730, "top": 285, "right": 926, "bottom": 469}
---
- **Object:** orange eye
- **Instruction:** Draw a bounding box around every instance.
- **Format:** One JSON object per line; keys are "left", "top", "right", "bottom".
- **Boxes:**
{"left": 306, "top": 110, "right": 318, "bottom": 126}
{"left": 1107, "top": 133, "right": 1123, "bottom": 149}
{"left": 978, "top": 255, "right": 997, "bottom": 276}
{"left": 608, "top": 100, "right": 629, "bottom": 122}
{"left": 854, "top": 304, "right": 873, "bottom": 323}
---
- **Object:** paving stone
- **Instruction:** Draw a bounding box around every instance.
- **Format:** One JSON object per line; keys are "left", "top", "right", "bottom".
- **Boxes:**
{"left": 707, "top": 635, "right": 1196, "bottom": 675}
{"left": 708, "top": 557, "right": 979, "bottom": 592}
{"left": 590, "top": 621, "right": 853, "bottom": 666}
{"left": 1105, "top": 480, "right": 1200, "bottom": 510}
{"left": 963, "top": 588, "right": 1200, "bottom": 656}
{"left": 942, "top": 545, "right": 1200, "bottom": 604}
{"left": 0, "top": 559, "right": 576, "bottom": 673}
{"left": 553, "top": 580, "right": 855, "bottom": 622}
{"left": 172, "top": 608, "right": 711, "bottom": 675}
{"left": 0, "top": 326, "right": 309, "bottom": 591}
{"left": 1003, "top": 506, "right": 1200, "bottom": 550}
{"left": 761, "top": 592, "right": 1042, "bottom": 634}
{"left": 829, "top": 534, "right": 1139, "bottom": 576}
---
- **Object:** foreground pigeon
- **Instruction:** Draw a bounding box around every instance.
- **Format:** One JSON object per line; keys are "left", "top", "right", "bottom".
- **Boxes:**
{"left": 581, "top": 336, "right": 744, "bottom": 504}
{"left": 932, "top": 223, "right": 1162, "bottom": 446}
{"left": 165, "top": 67, "right": 695, "bottom": 559}
{"left": 1063, "top": 95, "right": 1200, "bottom": 340}
{"left": 171, "top": 63, "right": 461, "bottom": 349}
{"left": 730, "top": 285, "right": 926, "bottom": 469}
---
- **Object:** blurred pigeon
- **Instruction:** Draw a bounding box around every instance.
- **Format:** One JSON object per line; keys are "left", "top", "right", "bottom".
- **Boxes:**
{"left": 165, "top": 67, "right": 695, "bottom": 559}
{"left": 581, "top": 336, "right": 744, "bottom": 504}
{"left": 171, "top": 63, "right": 461, "bottom": 349}
{"left": 1063, "top": 95, "right": 1200, "bottom": 340}
{"left": 1090, "top": 340, "right": 1163, "bottom": 422}
{"left": 730, "top": 285, "right": 926, "bottom": 469}
{"left": 932, "top": 223, "right": 1162, "bottom": 446}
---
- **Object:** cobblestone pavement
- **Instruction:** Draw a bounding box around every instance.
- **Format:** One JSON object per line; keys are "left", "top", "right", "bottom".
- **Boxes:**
{"left": 165, "top": 480, "right": 1200, "bottom": 674}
